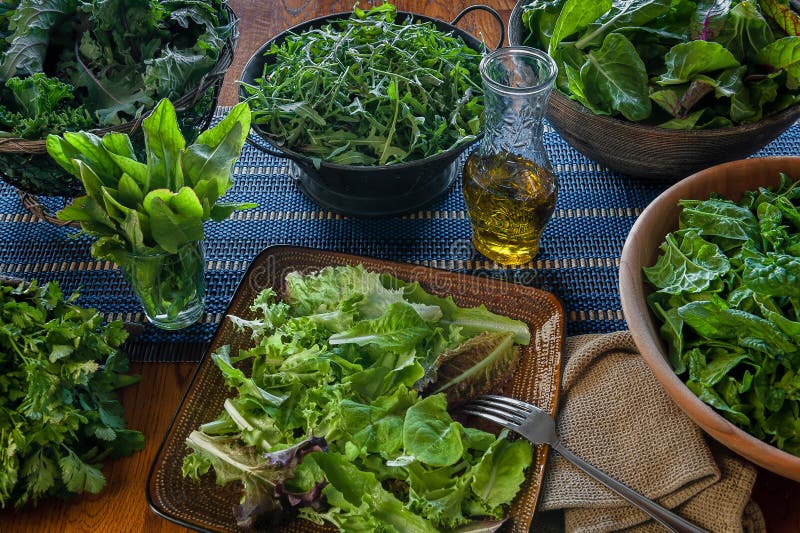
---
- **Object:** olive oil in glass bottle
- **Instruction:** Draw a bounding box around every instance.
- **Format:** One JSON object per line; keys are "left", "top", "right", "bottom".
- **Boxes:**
{"left": 463, "top": 47, "right": 558, "bottom": 266}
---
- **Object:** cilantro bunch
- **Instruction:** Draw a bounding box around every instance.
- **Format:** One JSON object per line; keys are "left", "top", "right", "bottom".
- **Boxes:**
{"left": 0, "top": 279, "right": 144, "bottom": 508}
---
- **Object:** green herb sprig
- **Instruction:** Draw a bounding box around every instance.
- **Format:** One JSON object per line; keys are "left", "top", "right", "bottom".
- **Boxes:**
{"left": 0, "top": 279, "right": 144, "bottom": 508}
{"left": 240, "top": 2, "right": 484, "bottom": 166}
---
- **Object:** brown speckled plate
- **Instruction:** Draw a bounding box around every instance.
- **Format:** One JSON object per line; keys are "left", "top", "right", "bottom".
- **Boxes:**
{"left": 147, "top": 246, "right": 564, "bottom": 532}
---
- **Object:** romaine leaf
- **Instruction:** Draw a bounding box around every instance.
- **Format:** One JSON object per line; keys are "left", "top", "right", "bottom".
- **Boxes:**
{"left": 182, "top": 102, "right": 251, "bottom": 190}
{"left": 142, "top": 97, "right": 186, "bottom": 191}
{"left": 394, "top": 279, "right": 531, "bottom": 345}
{"left": 311, "top": 451, "right": 439, "bottom": 532}
{"left": 328, "top": 302, "right": 435, "bottom": 353}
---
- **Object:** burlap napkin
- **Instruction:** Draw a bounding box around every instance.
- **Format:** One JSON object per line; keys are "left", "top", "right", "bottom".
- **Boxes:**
{"left": 538, "top": 331, "right": 766, "bottom": 533}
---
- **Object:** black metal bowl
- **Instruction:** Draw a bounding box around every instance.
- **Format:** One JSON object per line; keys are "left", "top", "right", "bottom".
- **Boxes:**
{"left": 239, "top": 6, "right": 504, "bottom": 217}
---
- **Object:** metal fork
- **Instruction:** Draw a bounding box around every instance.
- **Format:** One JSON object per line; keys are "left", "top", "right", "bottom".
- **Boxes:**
{"left": 464, "top": 395, "right": 708, "bottom": 533}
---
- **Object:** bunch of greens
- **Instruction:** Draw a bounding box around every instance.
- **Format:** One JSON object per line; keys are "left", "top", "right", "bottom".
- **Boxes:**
{"left": 49, "top": 98, "right": 254, "bottom": 261}
{"left": 645, "top": 174, "right": 800, "bottom": 455}
{"left": 183, "top": 265, "right": 533, "bottom": 531}
{"left": 0, "top": 0, "right": 235, "bottom": 138}
{"left": 240, "top": 2, "right": 484, "bottom": 166}
{"left": 0, "top": 279, "right": 144, "bottom": 508}
{"left": 521, "top": 0, "right": 800, "bottom": 128}
{"left": 47, "top": 98, "right": 253, "bottom": 322}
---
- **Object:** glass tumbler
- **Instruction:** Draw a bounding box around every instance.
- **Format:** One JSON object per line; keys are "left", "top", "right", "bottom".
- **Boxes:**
{"left": 463, "top": 46, "right": 559, "bottom": 266}
{"left": 118, "top": 240, "right": 206, "bottom": 330}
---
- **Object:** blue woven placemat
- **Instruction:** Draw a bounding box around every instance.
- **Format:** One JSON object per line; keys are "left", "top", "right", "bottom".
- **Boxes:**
{"left": 2, "top": 108, "right": 799, "bottom": 361}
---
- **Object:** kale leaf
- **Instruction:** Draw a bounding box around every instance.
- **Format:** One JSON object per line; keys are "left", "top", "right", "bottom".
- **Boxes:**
{"left": 0, "top": 0, "right": 234, "bottom": 137}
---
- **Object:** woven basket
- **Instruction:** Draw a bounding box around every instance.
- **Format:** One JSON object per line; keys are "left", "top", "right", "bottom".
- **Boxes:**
{"left": 1, "top": 2, "right": 239, "bottom": 223}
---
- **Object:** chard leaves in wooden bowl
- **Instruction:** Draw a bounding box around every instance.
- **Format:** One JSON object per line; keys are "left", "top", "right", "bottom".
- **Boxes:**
{"left": 509, "top": 0, "right": 800, "bottom": 179}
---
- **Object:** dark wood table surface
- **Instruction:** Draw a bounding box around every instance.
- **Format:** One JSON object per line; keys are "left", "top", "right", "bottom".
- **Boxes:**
{"left": 1, "top": 1, "right": 799, "bottom": 531}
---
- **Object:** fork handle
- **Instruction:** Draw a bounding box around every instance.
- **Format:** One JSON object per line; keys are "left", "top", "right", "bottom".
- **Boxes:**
{"left": 552, "top": 440, "right": 709, "bottom": 533}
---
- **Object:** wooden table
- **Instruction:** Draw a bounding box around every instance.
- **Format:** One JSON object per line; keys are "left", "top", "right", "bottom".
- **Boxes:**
{"left": 2, "top": 2, "right": 799, "bottom": 531}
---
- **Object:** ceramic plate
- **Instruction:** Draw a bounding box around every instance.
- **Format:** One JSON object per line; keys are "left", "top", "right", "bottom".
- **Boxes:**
{"left": 147, "top": 245, "right": 565, "bottom": 532}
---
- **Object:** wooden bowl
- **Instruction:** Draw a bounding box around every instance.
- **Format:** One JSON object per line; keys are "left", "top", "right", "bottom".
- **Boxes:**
{"left": 507, "top": 2, "right": 800, "bottom": 180}
{"left": 546, "top": 94, "right": 800, "bottom": 180}
{"left": 619, "top": 156, "right": 800, "bottom": 480}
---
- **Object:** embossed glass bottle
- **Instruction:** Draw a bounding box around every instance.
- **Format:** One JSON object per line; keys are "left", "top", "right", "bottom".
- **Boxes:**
{"left": 463, "top": 47, "right": 558, "bottom": 266}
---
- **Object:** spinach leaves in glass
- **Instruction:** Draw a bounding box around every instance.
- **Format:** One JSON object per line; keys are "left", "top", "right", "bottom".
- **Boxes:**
{"left": 645, "top": 174, "right": 800, "bottom": 455}
{"left": 521, "top": 0, "right": 800, "bottom": 128}
{"left": 240, "top": 2, "right": 484, "bottom": 166}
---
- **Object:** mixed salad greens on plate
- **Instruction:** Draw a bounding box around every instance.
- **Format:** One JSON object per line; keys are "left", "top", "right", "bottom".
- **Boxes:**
{"left": 183, "top": 265, "right": 534, "bottom": 531}
{"left": 645, "top": 173, "right": 800, "bottom": 455}
{"left": 520, "top": 0, "right": 800, "bottom": 128}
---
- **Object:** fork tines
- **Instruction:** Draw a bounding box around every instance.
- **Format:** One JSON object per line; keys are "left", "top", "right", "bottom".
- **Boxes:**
{"left": 462, "top": 395, "right": 532, "bottom": 429}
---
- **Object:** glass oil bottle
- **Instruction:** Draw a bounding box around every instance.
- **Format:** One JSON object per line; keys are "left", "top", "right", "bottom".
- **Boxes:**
{"left": 463, "top": 46, "right": 558, "bottom": 266}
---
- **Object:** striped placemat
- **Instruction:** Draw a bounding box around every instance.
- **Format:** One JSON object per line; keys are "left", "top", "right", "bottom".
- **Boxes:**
{"left": 2, "top": 108, "right": 799, "bottom": 361}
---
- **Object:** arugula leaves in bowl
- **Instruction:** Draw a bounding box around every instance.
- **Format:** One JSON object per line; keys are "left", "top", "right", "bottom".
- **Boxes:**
{"left": 239, "top": 2, "right": 484, "bottom": 166}
{"left": 519, "top": 0, "right": 800, "bottom": 129}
